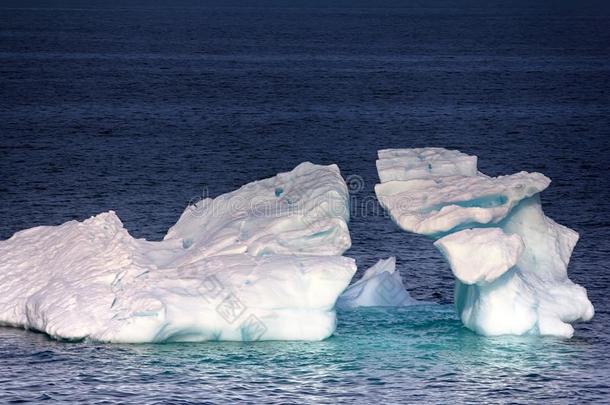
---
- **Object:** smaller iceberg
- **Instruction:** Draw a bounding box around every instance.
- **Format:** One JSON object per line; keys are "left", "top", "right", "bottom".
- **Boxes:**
{"left": 375, "top": 148, "right": 594, "bottom": 337}
{"left": 337, "top": 257, "right": 421, "bottom": 309}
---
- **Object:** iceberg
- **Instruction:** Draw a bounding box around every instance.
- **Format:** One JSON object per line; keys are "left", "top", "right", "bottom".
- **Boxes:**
{"left": 0, "top": 162, "right": 356, "bottom": 343}
{"left": 375, "top": 148, "right": 594, "bottom": 337}
{"left": 336, "top": 257, "right": 421, "bottom": 309}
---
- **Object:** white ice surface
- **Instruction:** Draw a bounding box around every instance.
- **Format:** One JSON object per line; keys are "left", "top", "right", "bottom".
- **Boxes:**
{"left": 165, "top": 161, "right": 351, "bottom": 259}
{"left": 375, "top": 170, "right": 550, "bottom": 236}
{"left": 377, "top": 147, "right": 478, "bottom": 183}
{"left": 336, "top": 257, "right": 420, "bottom": 309}
{"left": 0, "top": 163, "right": 356, "bottom": 343}
{"left": 434, "top": 228, "right": 524, "bottom": 286}
{"left": 376, "top": 148, "right": 594, "bottom": 337}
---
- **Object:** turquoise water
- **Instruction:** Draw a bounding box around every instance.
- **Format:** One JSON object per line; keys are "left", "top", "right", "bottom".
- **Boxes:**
{"left": 2, "top": 306, "right": 608, "bottom": 402}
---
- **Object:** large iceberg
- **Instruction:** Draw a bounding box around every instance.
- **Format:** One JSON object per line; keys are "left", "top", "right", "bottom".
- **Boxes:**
{"left": 0, "top": 162, "right": 356, "bottom": 343}
{"left": 375, "top": 148, "right": 594, "bottom": 337}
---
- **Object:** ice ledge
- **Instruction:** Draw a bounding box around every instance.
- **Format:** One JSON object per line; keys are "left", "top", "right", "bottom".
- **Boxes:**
{"left": 434, "top": 228, "right": 524, "bottom": 286}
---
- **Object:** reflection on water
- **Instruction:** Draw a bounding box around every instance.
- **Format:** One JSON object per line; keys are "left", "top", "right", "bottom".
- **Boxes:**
{"left": 1, "top": 306, "right": 607, "bottom": 402}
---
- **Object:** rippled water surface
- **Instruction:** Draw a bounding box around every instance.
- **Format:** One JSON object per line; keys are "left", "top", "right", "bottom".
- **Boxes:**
{"left": 1, "top": 307, "right": 608, "bottom": 403}
{"left": 1, "top": 0, "right": 609, "bottom": 402}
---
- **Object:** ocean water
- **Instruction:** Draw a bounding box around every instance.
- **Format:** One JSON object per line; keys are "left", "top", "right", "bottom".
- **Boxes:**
{"left": 1, "top": 0, "right": 609, "bottom": 402}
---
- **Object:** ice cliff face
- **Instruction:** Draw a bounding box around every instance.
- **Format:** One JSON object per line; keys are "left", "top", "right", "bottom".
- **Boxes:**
{"left": 0, "top": 162, "right": 355, "bottom": 343}
{"left": 375, "top": 148, "right": 594, "bottom": 337}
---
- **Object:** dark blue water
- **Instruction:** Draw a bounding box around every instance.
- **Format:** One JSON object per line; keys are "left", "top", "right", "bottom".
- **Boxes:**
{"left": 1, "top": 0, "right": 609, "bottom": 402}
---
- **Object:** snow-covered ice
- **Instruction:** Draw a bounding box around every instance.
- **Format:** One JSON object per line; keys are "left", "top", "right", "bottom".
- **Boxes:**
{"left": 0, "top": 162, "right": 356, "bottom": 343}
{"left": 337, "top": 257, "right": 421, "bottom": 309}
{"left": 434, "top": 228, "right": 524, "bottom": 286}
{"left": 375, "top": 148, "right": 594, "bottom": 337}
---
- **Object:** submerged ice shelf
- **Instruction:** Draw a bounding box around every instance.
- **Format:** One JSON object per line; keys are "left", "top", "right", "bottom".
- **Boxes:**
{"left": 0, "top": 163, "right": 356, "bottom": 343}
{"left": 375, "top": 148, "right": 594, "bottom": 337}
